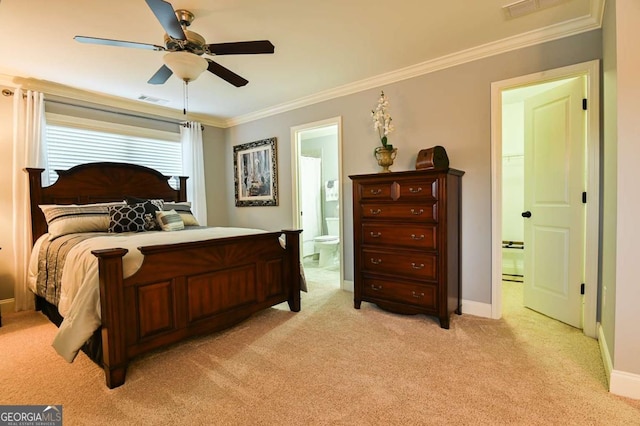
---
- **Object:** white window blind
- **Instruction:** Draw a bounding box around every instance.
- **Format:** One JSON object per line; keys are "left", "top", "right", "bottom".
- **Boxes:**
{"left": 45, "top": 113, "right": 182, "bottom": 185}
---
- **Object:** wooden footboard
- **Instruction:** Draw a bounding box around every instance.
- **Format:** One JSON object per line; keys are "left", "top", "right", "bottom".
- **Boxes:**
{"left": 92, "top": 229, "right": 301, "bottom": 389}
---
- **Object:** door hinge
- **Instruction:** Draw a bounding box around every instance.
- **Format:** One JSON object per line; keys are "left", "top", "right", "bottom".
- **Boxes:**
{"left": 582, "top": 192, "right": 587, "bottom": 203}
{"left": 582, "top": 98, "right": 588, "bottom": 110}
{"left": 581, "top": 283, "right": 585, "bottom": 295}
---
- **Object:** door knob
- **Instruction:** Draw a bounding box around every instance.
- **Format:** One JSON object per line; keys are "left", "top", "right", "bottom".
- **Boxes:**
{"left": 521, "top": 211, "right": 532, "bottom": 218}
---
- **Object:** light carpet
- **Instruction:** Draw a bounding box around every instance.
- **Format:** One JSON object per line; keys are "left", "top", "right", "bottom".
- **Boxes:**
{"left": 1, "top": 280, "right": 639, "bottom": 425}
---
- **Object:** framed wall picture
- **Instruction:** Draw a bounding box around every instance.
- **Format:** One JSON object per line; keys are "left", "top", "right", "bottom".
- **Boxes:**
{"left": 233, "top": 137, "right": 278, "bottom": 207}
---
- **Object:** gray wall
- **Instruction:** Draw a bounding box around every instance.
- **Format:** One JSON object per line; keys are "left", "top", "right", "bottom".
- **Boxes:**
{"left": 222, "top": 30, "right": 603, "bottom": 305}
{"left": 201, "top": 125, "right": 228, "bottom": 226}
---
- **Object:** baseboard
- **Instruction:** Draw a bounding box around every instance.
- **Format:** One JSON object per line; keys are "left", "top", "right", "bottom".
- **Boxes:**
{"left": 0, "top": 298, "right": 15, "bottom": 314}
{"left": 598, "top": 322, "right": 613, "bottom": 384}
{"left": 461, "top": 299, "right": 492, "bottom": 318}
{"left": 342, "top": 279, "right": 354, "bottom": 293}
{"left": 598, "top": 322, "right": 640, "bottom": 400}
{"left": 610, "top": 370, "right": 640, "bottom": 400}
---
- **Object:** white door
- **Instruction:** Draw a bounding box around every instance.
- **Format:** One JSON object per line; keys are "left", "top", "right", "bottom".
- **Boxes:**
{"left": 522, "top": 77, "right": 585, "bottom": 328}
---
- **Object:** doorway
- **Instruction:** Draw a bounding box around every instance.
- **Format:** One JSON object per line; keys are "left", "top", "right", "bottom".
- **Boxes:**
{"left": 291, "top": 117, "right": 343, "bottom": 290}
{"left": 490, "top": 60, "right": 600, "bottom": 338}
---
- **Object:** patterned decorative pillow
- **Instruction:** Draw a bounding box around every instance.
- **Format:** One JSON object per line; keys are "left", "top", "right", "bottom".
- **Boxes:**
{"left": 155, "top": 209, "right": 185, "bottom": 231}
{"left": 124, "top": 197, "right": 164, "bottom": 230}
{"left": 108, "top": 204, "right": 147, "bottom": 233}
{"left": 163, "top": 202, "right": 199, "bottom": 226}
{"left": 40, "top": 202, "right": 124, "bottom": 239}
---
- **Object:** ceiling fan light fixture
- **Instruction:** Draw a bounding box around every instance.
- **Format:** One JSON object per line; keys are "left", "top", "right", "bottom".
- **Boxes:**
{"left": 163, "top": 51, "right": 208, "bottom": 82}
{"left": 75, "top": 1, "right": 274, "bottom": 88}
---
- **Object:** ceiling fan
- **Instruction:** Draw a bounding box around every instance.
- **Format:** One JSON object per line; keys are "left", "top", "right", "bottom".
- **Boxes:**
{"left": 74, "top": 0, "right": 275, "bottom": 87}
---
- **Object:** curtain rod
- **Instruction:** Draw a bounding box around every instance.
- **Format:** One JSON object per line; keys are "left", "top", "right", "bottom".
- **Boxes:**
{"left": 46, "top": 98, "right": 204, "bottom": 130}
{"left": 45, "top": 98, "right": 181, "bottom": 127}
{"left": 7, "top": 93, "right": 203, "bottom": 130}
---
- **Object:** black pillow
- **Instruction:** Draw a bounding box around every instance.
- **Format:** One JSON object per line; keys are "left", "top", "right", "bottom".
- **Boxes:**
{"left": 108, "top": 204, "right": 147, "bottom": 233}
{"left": 125, "top": 197, "right": 164, "bottom": 230}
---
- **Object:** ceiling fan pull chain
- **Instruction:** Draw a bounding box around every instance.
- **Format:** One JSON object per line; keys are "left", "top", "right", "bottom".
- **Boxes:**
{"left": 183, "top": 80, "right": 188, "bottom": 115}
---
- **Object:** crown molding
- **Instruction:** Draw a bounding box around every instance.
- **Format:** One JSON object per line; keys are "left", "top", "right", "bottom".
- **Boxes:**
{"left": 226, "top": 4, "right": 603, "bottom": 127}
{"left": 0, "top": 74, "right": 227, "bottom": 128}
{"left": 0, "top": 74, "right": 19, "bottom": 88}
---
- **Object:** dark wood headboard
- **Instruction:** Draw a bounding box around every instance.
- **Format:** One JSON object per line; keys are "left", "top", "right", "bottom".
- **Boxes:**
{"left": 26, "top": 162, "right": 188, "bottom": 244}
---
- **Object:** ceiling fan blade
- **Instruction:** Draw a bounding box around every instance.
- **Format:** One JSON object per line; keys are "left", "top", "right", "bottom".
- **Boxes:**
{"left": 148, "top": 65, "right": 173, "bottom": 84}
{"left": 207, "top": 40, "right": 275, "bottom": 55}
{"left": 206, "top": 59, "right": 249, "bottom": 87}
{"left": 74, "top": 36, "right": 165, "bottom": 51}
{"left": 145, "top": 0, "right": 186, "bottom": 40}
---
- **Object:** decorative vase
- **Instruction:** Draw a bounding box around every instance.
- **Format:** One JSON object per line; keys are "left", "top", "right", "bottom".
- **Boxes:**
{"left": 374, "top": 146, "right": 398, "bottom": 173}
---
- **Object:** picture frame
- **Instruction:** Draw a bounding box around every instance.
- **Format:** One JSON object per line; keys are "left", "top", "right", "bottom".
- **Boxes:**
{"left": 233, "top": 137, "right": 278, "bottom": 207}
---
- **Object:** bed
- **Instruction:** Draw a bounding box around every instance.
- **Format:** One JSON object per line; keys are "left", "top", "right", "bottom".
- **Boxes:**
{"left": 26, "top": 162, "right": 302, "bottom": 389}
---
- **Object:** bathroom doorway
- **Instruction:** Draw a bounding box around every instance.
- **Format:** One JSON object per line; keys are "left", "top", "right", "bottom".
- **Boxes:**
{"left": 291, "top": 117, "right": 343, "bottom": 290}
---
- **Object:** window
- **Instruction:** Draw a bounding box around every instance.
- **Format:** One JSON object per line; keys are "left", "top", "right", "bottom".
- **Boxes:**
{"left": 45, "top": 113, "right": 182, "bottom": 185}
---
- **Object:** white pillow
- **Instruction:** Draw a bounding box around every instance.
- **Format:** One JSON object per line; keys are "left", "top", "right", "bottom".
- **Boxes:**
{"left": 155, "top": 209, "right": 185, "bottom": 231}
{"left": 163, "top": 202, "right": 199, "bottom": 226}
{"left": 40, "top": 202, "right": 124, "bottom": 239}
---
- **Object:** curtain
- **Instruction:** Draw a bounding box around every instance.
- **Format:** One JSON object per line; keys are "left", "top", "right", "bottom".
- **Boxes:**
{"left": 180, "top": 121, "right": 207, "bottom": 226}
{"left": 12, "top": 89, "right": 46, "bottom": 311}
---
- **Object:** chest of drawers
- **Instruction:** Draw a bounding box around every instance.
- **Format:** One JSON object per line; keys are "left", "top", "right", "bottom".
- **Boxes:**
{"left": 349, "top": 169, "right": 464, "bottom": 328}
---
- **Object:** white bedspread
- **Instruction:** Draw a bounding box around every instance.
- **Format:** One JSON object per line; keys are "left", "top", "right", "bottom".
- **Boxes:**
{"left": 29, "top": 227, "right": 271, "bottom": 362}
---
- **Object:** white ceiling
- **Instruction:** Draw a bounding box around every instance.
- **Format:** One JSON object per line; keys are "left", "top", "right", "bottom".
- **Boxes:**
{"left": 0, "top": 0, "right": 602, "bottom": 125}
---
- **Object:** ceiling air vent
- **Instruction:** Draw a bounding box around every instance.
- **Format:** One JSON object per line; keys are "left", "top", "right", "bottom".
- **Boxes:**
{"left": 503, "top": 0, "right": 567, "bottom": 19}
{"left": 137, "top": 95, "right": 169, "bottom": 105}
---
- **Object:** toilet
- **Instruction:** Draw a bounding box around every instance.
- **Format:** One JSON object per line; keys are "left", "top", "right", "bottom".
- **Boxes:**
{"left": 314, "top": 217, "right": 340, "bottom": 267}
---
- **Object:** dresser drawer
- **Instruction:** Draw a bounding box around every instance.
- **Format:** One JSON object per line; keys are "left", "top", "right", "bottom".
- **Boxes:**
{"left": 362, "top": 249, "right": 437, "bottom": 280}
{"left": 358, "top": 179, "right": 438, "bottom": 201}
{"left": 362, "top": 277, "right": 437, "bottom": 309}
{"left": 396, "top": 178, "right": 438, "bottom": 200}
{"left": 362, "top": 223, "right": 437, "bottom": 250}
{"left": 361, "top": 202, "right": 437, "bottom": 222}
{"left": 359, "top": 182, "right": 393, "bottom": 200}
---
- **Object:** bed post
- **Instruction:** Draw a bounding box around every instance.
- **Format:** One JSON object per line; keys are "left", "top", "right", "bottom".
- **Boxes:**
{"left": 91, "top": 247, "right": 129, "bottom": 389}
{"left": 177, "top": 176, "right": 188, "bottom": 202}
{"left": 283, "top": 229, "right": 302, "bottom": 312}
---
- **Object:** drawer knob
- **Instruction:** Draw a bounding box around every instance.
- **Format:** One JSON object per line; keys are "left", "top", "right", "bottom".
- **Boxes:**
{"left": 370, "top": 231, "right": 382, "bottom": 238}
{"left": 411, "top": 263, "right": 425, "bottom": 270}
{"left": 370, "top": 208, "right": 382, "bottom": 215}
{"left": 411, "top": 291, "right": 425, "bottom": 299}
{"left": 409, "top": 187, "right": 423, "bottom": 193}
{"left": 370, "top": 258, "right": 383, "bottom": 265}
{"left": 371, "top": 284, "right": 383, "bottom": 291}
{"left": 370, "top": 189, "right": 382, "bottom": 195}
{"left": 410, "top": 208, "right": 424, "bottom": 215}
{"left": 410, "top": 234, "right": 425, "bottom": 240}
